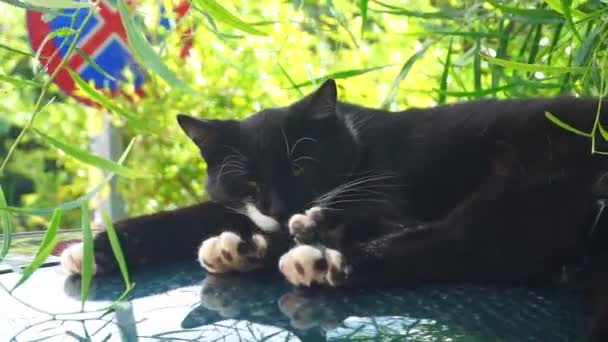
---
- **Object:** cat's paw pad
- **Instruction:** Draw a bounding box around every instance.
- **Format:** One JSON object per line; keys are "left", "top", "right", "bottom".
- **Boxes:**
{"left": 198, "top": 232, "right": 267, "bottom": 273}
{"left": 60, "top": 242, "right": 97, "bottom": 275}
{"left": 288, "top": 207, "right": 323, "bottom": 243}
{"left": 278, "top": 245, "right": 347, "bottom": 287}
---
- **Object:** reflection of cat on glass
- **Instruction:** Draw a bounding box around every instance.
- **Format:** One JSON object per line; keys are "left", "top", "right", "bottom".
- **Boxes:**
{"left": 189, "top": 274, "right": 585, "bottom": 341}
{"left": 62, "top": 79, "right": 608, "bottom": 340}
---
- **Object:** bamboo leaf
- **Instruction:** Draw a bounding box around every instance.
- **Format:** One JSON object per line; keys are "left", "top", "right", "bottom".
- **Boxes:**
{"left": 598, "top": 122, "right": 608, "bottom": 141}
{"left": 473, "top": 38, "right": 482, "bottom": 97}
{"left": 559, "top": 0, "right": 583, "bottom": 42}
{"left": 434, "top": 84, "right": 520, "bottom": 97}
{"left": 33, "top": 128, "right": 143, "bottom": 179}
{"left": 278, "top": 63, "right": 304, "bottom": 96}
{"left": 486, "top": 0, "right": 564, "bottom": 23}
{"left": 0, "top": 43, "right": 34, "bottom": 57}
{"left": 10, "top": 208, "right": 62, "bottom": 292}
{"left": 191, "top": 0, "right": 267, "bottom": 36}
{"left": 371, "top": 1, "right": 465, "bottom": 20}
{"left": 484, "top": 56, "right": 591, "bottom": 74}
{"left": 0, "top": 186, "right": 11, "bottom": 261}
{"left": 544, "top": 0, "right": 588, "bottom": 18}
{"left": 0, "top": 137, "right": 136, "bottom": 216}
{"left": 20, "top": 0, "right": 94, "bottom": 8}
{"left": 382, "top": 43, "right": 430, "bottom": 109}
{"left": 102, "top": 211, "right": 132, "bottom": 289}
{"left": 290, "top": 65, "right": 394, "bottom": 88}
{"left": 67, "top": 69, "right": 153, "bottom": 132}
{"left": 80, "top": 202, "right": 93, "bottom": 310}
{"left": 438, "top": 39, "right": 453, "bottom": 104}
{"left": 545, "top": 111, "right": 592, "bottom": 137}
{"left": 0, "top": 74, "right": 41, "bottom": 88}
{"left": 74, "top": 48, "right": 116, "bottom": 82}
{"left": 116, "top": 0, "right": 193, "bottom": 93}
{"left": 360, "top": 0, "right": 369, "bottom": 39}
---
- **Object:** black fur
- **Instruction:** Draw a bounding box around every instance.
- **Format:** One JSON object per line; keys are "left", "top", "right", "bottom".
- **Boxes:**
{"left": 88, "top": 80, "right": 608, "bottom": 340}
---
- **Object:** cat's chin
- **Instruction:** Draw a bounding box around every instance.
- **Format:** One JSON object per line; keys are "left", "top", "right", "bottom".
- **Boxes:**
{"left": 244, "top": 202, "right": 280, "bottom": 232}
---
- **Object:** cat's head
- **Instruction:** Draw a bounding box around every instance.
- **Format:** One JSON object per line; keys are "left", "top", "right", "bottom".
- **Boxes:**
{"left": 177, "top": 79, "right": 357, "bottom": 231}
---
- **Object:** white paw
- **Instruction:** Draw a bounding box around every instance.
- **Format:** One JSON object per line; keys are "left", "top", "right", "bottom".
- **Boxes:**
{"left": 60, "top": 242, "right": 97, "bottom": 275}
{"left": 288, "top": 207, "right": 323, "bottom": 241}
{"left": 198, "top": 232, "right": 267, "bottom": 273}
{"left": 278, "top": 245, "right": 347, "bottom": 287}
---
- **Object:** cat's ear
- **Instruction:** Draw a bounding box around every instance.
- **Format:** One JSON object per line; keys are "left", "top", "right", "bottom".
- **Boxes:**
{"left": 176, "top": 114, "right": 217, "bottom": 148}
{"left": 298, "top": 79, "right": 337, "bottom": 120}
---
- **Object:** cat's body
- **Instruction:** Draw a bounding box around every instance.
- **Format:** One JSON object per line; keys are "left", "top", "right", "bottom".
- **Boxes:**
{"left": 61, "top": 80, "right": 608, "bottom": 340}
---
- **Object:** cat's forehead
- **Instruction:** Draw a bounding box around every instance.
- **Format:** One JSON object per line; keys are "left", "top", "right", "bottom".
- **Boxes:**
{"left": 241, "top": 107, "right": 288, "bottom": 130}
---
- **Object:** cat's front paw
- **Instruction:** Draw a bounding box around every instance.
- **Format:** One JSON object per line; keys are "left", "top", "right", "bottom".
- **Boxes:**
{"left": 198, "top": 232, "right": 267, "bottom": 273}
{"left": 60, "top": 242, "right": 97, "bottom": 275}
{"left": 278, "top": 245, "right": 348, "bottom": 287}
{"left": 288, "top": 207, "right": 323, "bottom": 243}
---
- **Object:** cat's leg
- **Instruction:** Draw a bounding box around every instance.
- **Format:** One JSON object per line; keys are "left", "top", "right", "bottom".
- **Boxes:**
{"left": 61, "top": 201, "right": 254, "bottom": 275}
{"left": 278, "top": 221, "right": 462, "bottom": 287}
{"left": 279, "top": 150, "right": 592, "bottom": 288}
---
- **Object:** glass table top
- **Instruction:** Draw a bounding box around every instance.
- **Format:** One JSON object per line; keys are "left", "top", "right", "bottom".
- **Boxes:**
{"left": 0, "top": 259, "right": 589, "bottom": 342}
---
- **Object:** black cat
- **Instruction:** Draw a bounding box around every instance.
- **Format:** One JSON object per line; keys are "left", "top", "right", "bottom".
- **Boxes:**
{"left": 61, "top": 79, "right": 608, "bottom": 341}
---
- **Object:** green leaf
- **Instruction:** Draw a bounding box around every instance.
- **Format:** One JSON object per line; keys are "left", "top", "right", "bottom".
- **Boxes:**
{"left": 544, "top": 0, "right": 588, "bottom": 18}
{"left": 102, "top": 211, "right": 132, "bottom": 289}
{"left": 80, "top": 202, "right": 93, "bottom": 310}
{"left": 67, "top": 69, "right": 152, "bottom": 132}
{"left": 278, "top": 63, "right": 303, "bottom": 96}
{"left": 486, "top": 0, "right": 564, "bottom": 23}
{"left": 484, "top": 56, "right": 591, "bottom": 74}
{"left": 434, "top": 84, "right": 520, "bottom": 97}
{"left": 0, "top": 137, "right": 136, "bottom": 216}
{"left": 290, "top": 64, "right": 394, "bottom": 88}
{"left": 527, "top": 25, "right": 543, "bottom": 66}
{"left": 559, "top": 0, "right": 583, "bottom": 42}
{"left": 546, "top": 23, "right": 563, "bottom": 65}
{"left": 360, "top": 0, "right": 369, "bottom": 39}
{"left": 0, "top": 186, "right": 12, "bottom": 261}
{"left": 33, "top": 128, "right": 143, "bottom": 179}
{"left": 191, "top": 0, "right": 267, "bottom": 36}
{"left": 74, "top": 48, "right": 116, "bottom": 82}
{"left": 116, "top": 0, "right": 193, "bottom": 93}
{"left": 20, "top": 0, "right": 94, "bottom": 8}
{"left": 382, "top": 43, "right": 430, "bottom": 109}
{"left": 0, "top": 43, "right": 34, "bottom": 57}
{"left": 492, "top": 20, "right": 512, "bottom": 89}
{"left": 545, "top": 111, "right": 592, "bottom": 137}
{"left": 371, "top": 1, "right": 465, "bottom": 20}
{"left": 573, "top": 23, "right": 601, "bottom": 67}
{"left": 10, "top": 208, "right": 62, "bottom": 292}
{"left": 473, "top": 38, "right": 482, "bottom": 97}
{"left": 598, "top": 122, "right": 608, "bottom": 141}
{"left": 0, "top": 74, "right": 41, "bottom": 88}
{"left": 438, "top": 39, "right": 453, "bottom": 104}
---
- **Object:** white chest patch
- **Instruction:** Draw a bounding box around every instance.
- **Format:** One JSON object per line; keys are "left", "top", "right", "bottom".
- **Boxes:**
{"left": 245, "top": 202, "right": 280, "bottom": 232}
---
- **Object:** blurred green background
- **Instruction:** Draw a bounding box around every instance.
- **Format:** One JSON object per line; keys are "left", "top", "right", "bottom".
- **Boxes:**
{"left": 1, "top": 0, "right": 606, "bottom": 232}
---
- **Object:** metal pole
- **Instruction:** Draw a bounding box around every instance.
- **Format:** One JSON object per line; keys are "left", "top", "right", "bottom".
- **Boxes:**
{"left": 91, "top": 114, "right": 126, "bottom": 227}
